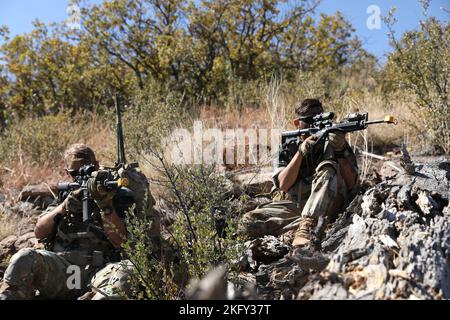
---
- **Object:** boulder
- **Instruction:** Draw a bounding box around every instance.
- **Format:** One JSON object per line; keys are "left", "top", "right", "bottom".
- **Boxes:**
{"left": 14, "top": 232, "right": 40, "bottom": 251}
{"left": 0, "top": 235, "right": 18, "bottom": 261}
{"left": 18, "top": 184, "right": 57, "bottom": 209}
{"left": 228, "top": 168, "right": 274, "bottom": 196}
{"left": 297, "top": 160, "right": 450, "bottom": 300}
{"left": 187, "top": 265, "right": 228, "bottom": 300}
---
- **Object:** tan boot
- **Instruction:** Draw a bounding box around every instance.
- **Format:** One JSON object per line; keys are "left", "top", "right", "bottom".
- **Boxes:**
{"left": 292, "top": 217, "right": 316, "bottom": 247}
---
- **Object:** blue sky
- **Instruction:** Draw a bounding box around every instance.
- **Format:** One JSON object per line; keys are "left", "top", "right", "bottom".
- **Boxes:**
{"left": 0, "top": 0, "right": 448, "bottom": 63}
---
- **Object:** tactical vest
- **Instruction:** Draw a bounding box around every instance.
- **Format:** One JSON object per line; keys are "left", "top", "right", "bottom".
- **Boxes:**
{"left": 44, "top": 199, "right": 120, "bottom": 266}
{"left": 43, "top": 165, "right": 158, "bottom": 266}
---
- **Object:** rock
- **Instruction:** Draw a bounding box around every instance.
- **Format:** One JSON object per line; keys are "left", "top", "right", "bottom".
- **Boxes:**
{"left": 415, "top": 190, "right": 440, "bottom": 215}
{"left": 400, "top": 144, "right": 415, "bottom": 175}
{"left": 392, "top": 160, "right": 450, "bottom": 201}
{"left": 255, "top": 258, "right": 307, "bottom": 300}
{"left": 18, "top": 184, "right": 57, "bottom": 209}
{"left": 379, "top": 161, "right": 401, "bottom": 180}
{"left": 187, "top": 265, "right": 227, "bottom": 300}
{"left": 0, "top": 235, "right": 18, "bottom": 261}
{"left": 297, "top": 160, "right": 450, "bottom": 300}
{"left": 242, "top": 160, "right": 450, "bottom": 300}
{"left": 228, "top": 273, "right": 257, "bottom": 300}
{"left": 228, "top": 168, "right": 273, "bottom": 196}
{"left": 247, "top": 236, "right": 290, "bottom": 266}
{"left": 14, "top": 232, "right": 39, "bottom": 251}
{"left": 287, "top": 249, "right": 330, "bottom": 272}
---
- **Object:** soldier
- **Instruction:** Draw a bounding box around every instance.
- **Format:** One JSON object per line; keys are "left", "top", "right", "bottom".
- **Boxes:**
{"left": 0, "top": 143, "right": 159, "bottom": 299}
{"left": 240, "top": 99, "right": 359, "bottom": 247}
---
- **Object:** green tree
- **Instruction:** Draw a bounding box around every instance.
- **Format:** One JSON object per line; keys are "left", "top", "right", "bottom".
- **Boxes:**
{"left": 0, "top": 21, "right": 126, "bottom": 117}
{"left": 77, "top": 0, "right": 188, "bottom": 89}
{"left": 384, "top": 5, "right": 449, "bottom": 152}
{"left": 281, "top": 11, "right": 366, "bottom": 74}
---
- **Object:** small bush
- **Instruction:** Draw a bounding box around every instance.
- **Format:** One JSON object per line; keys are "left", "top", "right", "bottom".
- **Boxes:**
{"left": 384, "top": 11, "right": 449, "bottom": 153}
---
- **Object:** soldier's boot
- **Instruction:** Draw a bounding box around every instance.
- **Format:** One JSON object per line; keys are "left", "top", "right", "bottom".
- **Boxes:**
{"left": 0, "top": 282, "right": 32, "bottom": 300}
{"left": 292, "top": 217, "right": 316, "bottom": 247}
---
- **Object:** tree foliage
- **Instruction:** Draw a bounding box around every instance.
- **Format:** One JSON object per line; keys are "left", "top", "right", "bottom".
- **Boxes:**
{"left": 384, "top": 6, "right": 449, "bottom": 152}
{"left": 0, "top": 0, "right": 368, "bottom": 122}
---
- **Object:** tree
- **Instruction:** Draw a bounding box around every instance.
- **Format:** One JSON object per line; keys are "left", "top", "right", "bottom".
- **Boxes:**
{"left": 384, "top": 6, "right": 449, "bottom": 152}
{"left": 280, "top": 11, "right": 366, "bottom": 74}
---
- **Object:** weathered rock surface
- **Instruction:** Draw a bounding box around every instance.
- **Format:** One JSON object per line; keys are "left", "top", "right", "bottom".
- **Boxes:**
{"left": 187, "top": 265, "right": 228, "bottom": 300}
{"left": 235, "top": 159, "right": 450, "bottom": 300}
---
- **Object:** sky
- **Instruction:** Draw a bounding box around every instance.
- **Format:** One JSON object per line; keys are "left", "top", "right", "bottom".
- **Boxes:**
{"left": 0, "top": 0, "right": 448, "bottom": 63}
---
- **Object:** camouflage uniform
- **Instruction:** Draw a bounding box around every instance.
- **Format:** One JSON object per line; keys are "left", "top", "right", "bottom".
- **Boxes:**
{"left": 0, "top": 164, "right": 159, "bottom": 300}
{"left": 240, "top": 138, "right": 359, "bottom": 239}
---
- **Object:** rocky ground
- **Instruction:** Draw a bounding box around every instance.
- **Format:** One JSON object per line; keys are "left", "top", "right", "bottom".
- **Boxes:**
{"left": 0, "top": 184, "right": 55, "bottom": 277}
{"left": 226, "top": 156, "right": 450, "bottom": 300}
{"left": 1, "top": 152, "right": 449, "bottom": 300}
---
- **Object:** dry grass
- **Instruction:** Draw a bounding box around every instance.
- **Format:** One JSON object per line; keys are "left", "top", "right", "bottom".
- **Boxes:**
{"left": 0, "top": 212, "right": 21, "bottom": 240}
{"left": 177, "top": 78, "right": 431, "bottom": 177}
{"left": 0, "top": 82, "right": 433, "bottom": 216}
{"left": 338, "top": 92, "right": 418, "bottom": 152}
{"left": 199, "top": 105, "right": 270, "bottom": 130}
{"left": 0, "top": 211, "right": 35, "bottom": 240}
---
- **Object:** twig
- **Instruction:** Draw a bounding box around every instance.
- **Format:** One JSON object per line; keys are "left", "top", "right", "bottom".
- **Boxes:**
{"left": 355, "top": 147, "right": 388, "bottom": 161}
{"left": 43, "top": 182, "right": 57, "bottom": 199}
{"left": 385, "top": 162, "right": 403, "bottom": 172}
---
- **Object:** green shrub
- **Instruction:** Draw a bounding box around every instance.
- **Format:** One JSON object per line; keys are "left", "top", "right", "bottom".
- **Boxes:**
{"left": 167, "top": 164, "right": 244, "bottom": 280}
{"left": 122, "top": 89, "right": 246, "bottom": 298}
{"left": 121, "top": 207, "right": 180, "bottom": 300}
{"left": 384, "top": 9, "right": 449, "bottom": 152}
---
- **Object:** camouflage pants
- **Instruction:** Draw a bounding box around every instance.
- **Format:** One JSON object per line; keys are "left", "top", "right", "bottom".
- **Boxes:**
{"left": 0, "top": 248, "right": 133, "bottom": 300}
{"left": 241, "top": 160, "right": 349, "bottom": 239}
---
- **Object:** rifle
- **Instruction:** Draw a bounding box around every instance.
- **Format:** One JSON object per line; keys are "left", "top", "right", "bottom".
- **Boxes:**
{"left": 114, "top": 94, "right": 139, "bottom": 171}
{"left": 56, "top": 94, "right": 131, "bottom": 223}
{"left": 278, "top": 112, "right": 397, "bottom": 167}
{"left": 57, "top": 164, "right": 126, "bottom": 222}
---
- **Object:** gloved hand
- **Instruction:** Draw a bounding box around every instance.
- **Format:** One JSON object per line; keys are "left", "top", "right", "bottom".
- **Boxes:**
{"left": 328, "top": 131, "right": 347, "bottom": 152}
{"left": 64, "top": 188, "right": 82, "bottom": 214}
{"left": 299, "top": 135, "right": 318, "bottom": 156}
{"left": 87, "top": 170, "right": 116, "bottom": 210}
